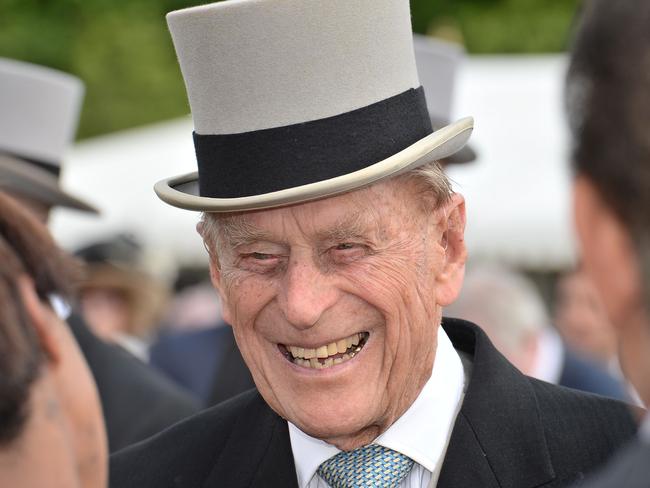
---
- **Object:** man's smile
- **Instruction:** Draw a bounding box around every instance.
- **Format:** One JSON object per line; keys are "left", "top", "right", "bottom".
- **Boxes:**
{"left": 279, "top": 332, "right": 370, "bottom": 369}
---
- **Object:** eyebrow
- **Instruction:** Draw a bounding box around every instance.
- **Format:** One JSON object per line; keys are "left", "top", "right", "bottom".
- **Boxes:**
{"left": 314, "top": 211, "right": 371, "bottom": 242}
{"left": 220, "top": 216, "right": 274, "bottom": 248}
{"left": 220, "top": 209, "right": 373, "bottom": 248}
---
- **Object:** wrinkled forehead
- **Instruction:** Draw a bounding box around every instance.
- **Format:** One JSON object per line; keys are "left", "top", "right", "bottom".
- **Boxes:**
{"left": 215, "top": 179, "right": 417, "bottom": 247}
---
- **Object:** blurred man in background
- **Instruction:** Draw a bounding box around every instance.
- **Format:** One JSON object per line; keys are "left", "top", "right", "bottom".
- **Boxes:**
{"left": 0, "top": 191, "right": 107, "bottom": 488}
{"left": 566, "top": 0, "right": 650, "bottom": 484}
{"left": 446, "top": 264, "right": 628, "bottom": 400}
{"left": 75, "top": 234, "right": 169, "bottom": 361}
{"left": 150, "top": 283, "right": 255, "bottom": 406}
{"left": 0, "top": 57, "right": 199, "bottom": 451}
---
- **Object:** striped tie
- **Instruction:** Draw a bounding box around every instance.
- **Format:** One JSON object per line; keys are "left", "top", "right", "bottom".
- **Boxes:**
{"left": 317, "top": 444, "right": 414, "bottom": 488}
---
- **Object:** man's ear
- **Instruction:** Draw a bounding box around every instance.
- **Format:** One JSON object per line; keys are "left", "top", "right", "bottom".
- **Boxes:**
{"left": 15, "top": 276, "right": 63, "bottom": 365}
{"left": 435, "top": 193, "right": 467, "bottom": 307}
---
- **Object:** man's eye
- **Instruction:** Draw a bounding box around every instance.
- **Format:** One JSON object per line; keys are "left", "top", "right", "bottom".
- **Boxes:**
{"left": 335, "top": 243, "right": 356, "bottom": 251}
{"left": 329, "top": 243, "right": 366, "bottom": 262}
{"left": 251, "top": 252, "right": 274, "bottom": 260}
{"left": 237, "top": 252, "right": 282, "bottom": 273}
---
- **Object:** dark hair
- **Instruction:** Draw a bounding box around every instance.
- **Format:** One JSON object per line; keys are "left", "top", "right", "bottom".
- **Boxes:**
{"left": 566, "top": 0, "right": 650, "bottom": 305}
{"left": 0, "top": 192, "right": 81, "bottom": 445}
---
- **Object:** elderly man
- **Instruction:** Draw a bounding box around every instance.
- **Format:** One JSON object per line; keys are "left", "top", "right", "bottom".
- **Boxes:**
{"left": 565, "top": 0, "right": 650, "bottom": 486}
{"left": 111, "top": 1, "right": 637, "bottom": 487}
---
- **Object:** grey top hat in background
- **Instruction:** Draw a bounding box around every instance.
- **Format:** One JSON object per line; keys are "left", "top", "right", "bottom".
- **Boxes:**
{"left": 0, "top": 58, "right": 98, "bottom": 213}
{"left": 156, "top": 0, "right": 474, "bottom": 212}
{"left": 414, "top": 35, "right": 476, "bottom": 165}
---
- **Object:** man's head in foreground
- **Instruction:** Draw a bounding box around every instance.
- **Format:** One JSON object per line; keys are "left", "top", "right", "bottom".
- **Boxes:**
{"left": 567, "top": 0, "right": 650, "bottom": 404}
{"left": 0, "top": 192, "right": 107, "bottom": 487}
{"left": 155, "top": 0, "right": 473, "bottom": 451}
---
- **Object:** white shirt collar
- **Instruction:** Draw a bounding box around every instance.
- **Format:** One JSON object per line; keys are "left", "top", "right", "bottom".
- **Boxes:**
{"left": 49, "top": 294, "right": 71, "bottom": 321}
{"left": 288, "top": 325, "right": 466, "bottom": 488}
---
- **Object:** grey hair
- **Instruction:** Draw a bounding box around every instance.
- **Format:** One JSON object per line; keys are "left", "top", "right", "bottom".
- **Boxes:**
{"left": 200, "top": 161, "right": 453, "bottom": 254}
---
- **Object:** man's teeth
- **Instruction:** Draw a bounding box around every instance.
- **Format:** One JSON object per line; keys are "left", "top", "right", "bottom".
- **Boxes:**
{"left": 286, "top": 333, "right": 366, "bottom": 369}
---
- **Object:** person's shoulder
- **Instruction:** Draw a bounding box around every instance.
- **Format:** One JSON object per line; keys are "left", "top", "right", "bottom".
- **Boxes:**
{"left": 443, "top": 318, "right": 639, "bottom": 485}
{"left": 529, "top": 377, "right": 639, "bottom": 482}
{"left": 110, "top": 388, "right": 262, "bottom": 488}
{"left": 530, "top": 376, "right": 637, "bottom": 435}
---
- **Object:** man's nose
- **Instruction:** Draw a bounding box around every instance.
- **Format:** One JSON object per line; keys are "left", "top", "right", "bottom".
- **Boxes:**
{"left": 279, "top": 258, "right": 338, "bottom": 329}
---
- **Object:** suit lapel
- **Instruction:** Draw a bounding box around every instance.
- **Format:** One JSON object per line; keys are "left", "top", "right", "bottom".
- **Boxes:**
{"left": 436, "top": 413, "right": 500, "bottom": 488}
{"left": 439, "top": 319, "right": 556, "bottom": 488}
{"left": 201, "top": 392, "right": 298, "bottom": 488}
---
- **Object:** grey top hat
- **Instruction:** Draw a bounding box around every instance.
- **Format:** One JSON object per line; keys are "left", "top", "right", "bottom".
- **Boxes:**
{"left": 414, "top": 35, "right": 476, "bottom": 165}
{"left": 156, "top": 0, "right": 474, "bottom": 212}
{"left": 0, "top": 58, "right": 98, "bottom": 213}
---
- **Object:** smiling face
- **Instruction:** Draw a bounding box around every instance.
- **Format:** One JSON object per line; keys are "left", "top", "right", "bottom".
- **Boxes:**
{"left": 204, "top": 177, "right": 466, "bottom": 449}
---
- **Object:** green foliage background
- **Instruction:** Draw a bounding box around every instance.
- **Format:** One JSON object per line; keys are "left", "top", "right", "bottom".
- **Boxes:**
{"left": 0, "top": 0, "right": 580, "bottom": 139}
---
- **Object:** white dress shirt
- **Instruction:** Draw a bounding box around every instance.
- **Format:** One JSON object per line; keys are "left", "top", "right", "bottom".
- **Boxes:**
{"left": 288, "top": 326, "right": 466, "bottom": 488}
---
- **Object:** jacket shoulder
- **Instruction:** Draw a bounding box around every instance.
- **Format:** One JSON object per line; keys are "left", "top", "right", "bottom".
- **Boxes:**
{"left": 441, "top": 318, "right": 638, "bottom": 487}
{"left": 529, "top": 378, "right": 638, "bottom": 483}
{"left": 109, "top": 388, "right": 260, "bottom": 488}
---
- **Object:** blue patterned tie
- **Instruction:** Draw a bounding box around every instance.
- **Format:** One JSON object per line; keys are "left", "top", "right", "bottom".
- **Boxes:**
{"left": 317, "top": 444, "right": 415, "bottom": 488}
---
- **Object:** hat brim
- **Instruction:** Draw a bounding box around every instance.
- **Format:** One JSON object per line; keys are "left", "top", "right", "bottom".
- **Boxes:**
{"left": 441, "top": 144, "right": 477, "bottom": 166}
{"left": 155, "top": 116, "right": 473, "bottom": 212}
{"left": 0, "top": 154, "right": 99, "bottom": 214}
{"left": 429, "top": 116, "right": 477, "bottom": 165}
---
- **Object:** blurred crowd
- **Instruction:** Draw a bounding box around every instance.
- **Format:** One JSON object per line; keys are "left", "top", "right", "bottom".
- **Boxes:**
{"left": 1, "top": 0, "right": 649, "bottom": 487}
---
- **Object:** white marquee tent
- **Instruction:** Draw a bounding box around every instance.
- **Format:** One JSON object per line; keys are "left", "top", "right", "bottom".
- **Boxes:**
{"left": 50, "top": 55, "right": 577, "bottom": 271}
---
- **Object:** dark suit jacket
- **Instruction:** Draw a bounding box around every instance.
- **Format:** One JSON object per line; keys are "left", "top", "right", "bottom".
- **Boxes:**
{"left": 110, "top": 319, "right": 638, "bottom": 487}
{"left": 559, "top": 346, "right": 629, "bottom": 402}
{"left": 69, "top": 313, "right": 201, "bottom": 452}
{"left": 573, "top": 438, "right": 650, "bottom": 488}
{"left": 150, "top": 324, "right": 254, "bottom": 406}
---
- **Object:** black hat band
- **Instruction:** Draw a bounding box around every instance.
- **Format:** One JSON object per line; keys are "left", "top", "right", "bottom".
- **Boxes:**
{"left": 194, "top": 87, "right": 432, "bottom": 199}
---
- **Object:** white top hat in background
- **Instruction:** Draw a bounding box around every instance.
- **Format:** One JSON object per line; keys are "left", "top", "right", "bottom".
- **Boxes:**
{"left": 156, "top": 0, "right": 474, "bottom": 212}
{"left": 0, "top": 58, "right": 98, "bottom": 213}
{"left": 414, "top": 35, "right": 476, "bottom": 165}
